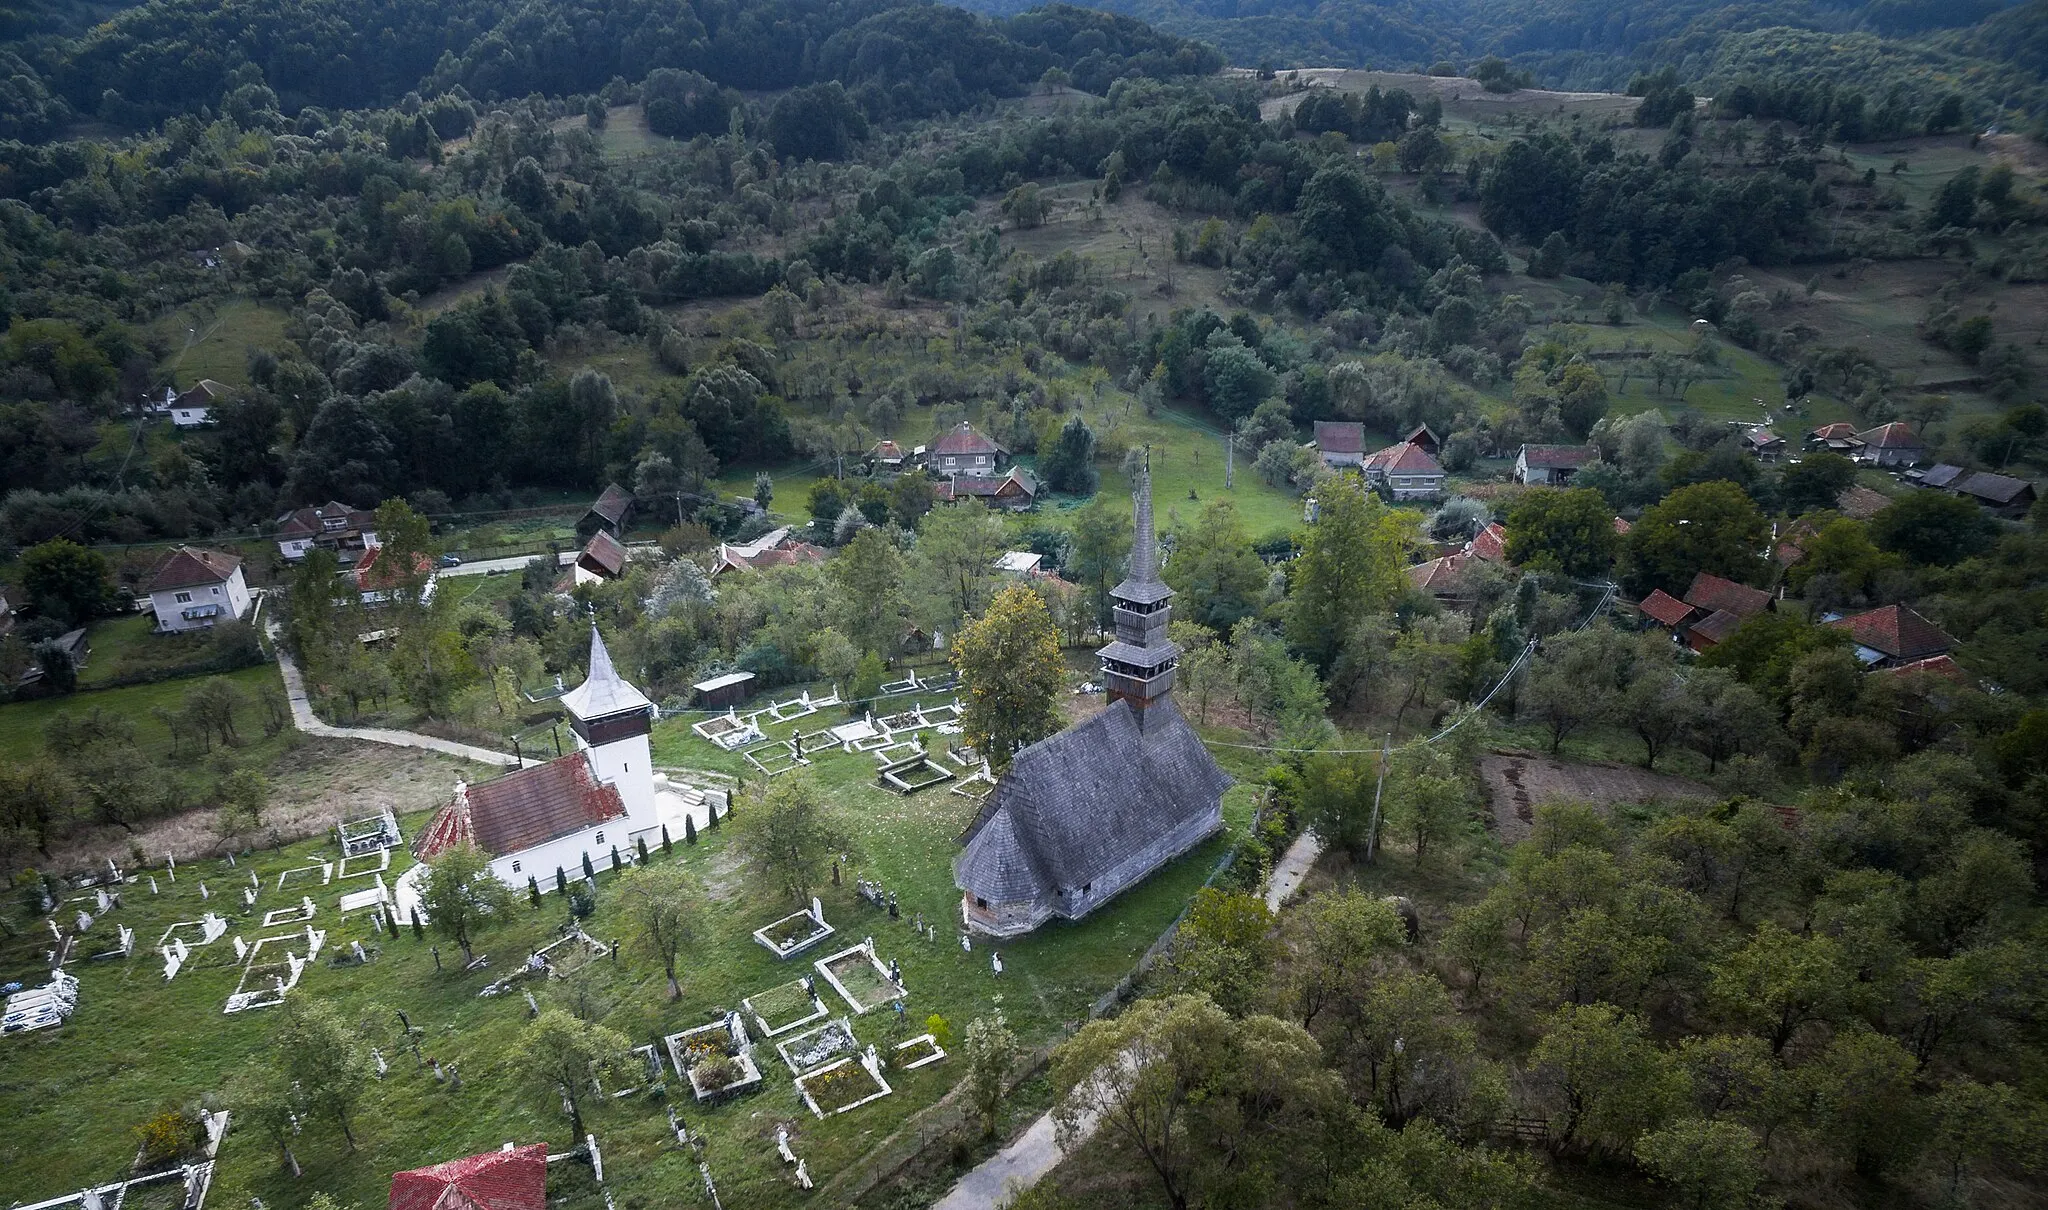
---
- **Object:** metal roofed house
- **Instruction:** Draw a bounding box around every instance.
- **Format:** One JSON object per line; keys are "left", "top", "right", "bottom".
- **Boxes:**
{"left": 954, "top": 460, "right": 1231, "bottom": 938}
{"left": 994, "top": 551, "right": 1045, "bottom": 575}
{"left": 1313, "top": 421, "right": 1367, "bottom": 469}
{"left": 1514, "top": 444, "right": 1597, "bottom": 486}
{"left": 144, "top": 546, "right": 253, "bottom": 633}
{"left": 1851, "top": 422, "right": 1926, "bottom": 467}
{"left": 579, "top": 482, "right": 635, "bottom": 539}
{"left": 389, "top": 1143, "right": 547, "bottom": 1210}
{"left": 1952, "top": 471, "right": 2038, "bottom": 517}
{"left": 169, "top": 379, "right": 229, "bottom": 427}
{"left": 1401, "top": 423, "right": 1442, "bottom": 455}
{"left": 948, "top": 466, "right": 1039, "bottom": 510}
{"left": 1743, "top": 429, "right": 1787, "bottom": 460}
{"left": 573, "top": 529, "right": 629, "bottom": 585}
{"left": 1360, "top": 440, "right": 1446, "bottom": 500}
{"left": 275, "top": 500, "right": 378, "bottom": 562}
{"left": 710, "top": 527, "right": 828, "bottom": 575}
{"left": 18, "top": 627, "right": 89, "bottom": 686}
{"left": 929, "top": 421, "right": 1008, "bottom": 477}
{"left": 1826, "top": 604, "right": 1956, "bottom": 668}
{"left": 1916, "top": 464, "right": 1968, "bottom": 491}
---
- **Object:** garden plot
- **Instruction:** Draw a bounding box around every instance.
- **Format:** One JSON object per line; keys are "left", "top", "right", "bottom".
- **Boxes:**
{"left": 743, "top": 978, "right": 829, "bottom": 1037}
{"left": 752, "top": 899, "right": 834, "bottom": 959}
{"left": 775, "top": 1016, "right": 857, "bottom": 1075}
{"left": 892, "top": 1033, "right": 946, "bottom": 1070}
{"left": 336, "top": 848, "right": 391, "bottom": 879}
{"left": 663, "top": 1014, "right": 763, "bottom": 1102}
{"left": 275, "top": 862, "right": 332, "bottom": 891}
{"left": 796, "top": 1051, "right": 892, "bottom": 1117}
{"left": 815, "top": 943, "right": 906, "bottom": 1014}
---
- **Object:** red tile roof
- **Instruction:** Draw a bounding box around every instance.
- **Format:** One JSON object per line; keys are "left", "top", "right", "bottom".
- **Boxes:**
{"left": 870, "top": 440, "right": 906, "bottom": 462}
{"left": 416, "top": 754, "right": 627, "bottom": 861}
{"left": 1469, "top": 521, "right": 1508, "bottom": 563}
{"left": 1612, "top": 516, "right": 1632, "bottom": 535}
{"left": 147, "top": 546, "right": 243, "bottom": 593}
{"left": 1638, "top": 589, "right": 1695, "bottom": 628}
{"left": 390, "top": 1144, "right": 547, "bottom": 1210}
{"left": 1855, "top": 422, "right": 1923, "bottom": 450}
{"left": 356, "top": 544, "right": 435, "bottom": 591}
{"left": 1827, "top": 604, "right": 1955, "bottom": 661}
{"left": 1408, "top": 551, "right": 1471, "bottom": 593}
{"left": 277, "top": 500, "right": 373, "bottom": 540}
{"left": 1688, "top": 609, "right": 1745, "bottom": 646}
{"left": 1363, "top": 441, "right": 1443, "bottom": 475}
{"left": 1836, "top": 485, "right": 1891, "bottom": 520}
{"left": 578, "top": 530, "right": 627, "bottom": 578}
{"left": 1876, "top": 653, "right": 1967, "bottom": 682}
{"left": 1683, "top": 572, "right": 1770, "bottom": 619}
{"left": 932, "top": 422, "right": 1004, "bottom": 457}
{"left": 1314, "top": 421, "right": 1366, "bottom": 455}
{"left": 1809, "top": 422, "right": 1859, "bottom": 441}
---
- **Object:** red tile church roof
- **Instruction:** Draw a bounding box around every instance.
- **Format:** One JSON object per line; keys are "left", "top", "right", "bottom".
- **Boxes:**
{"left": 389, "top": 1143, "right": 547, "bottom": 1210}
{"left": 416, "top": 754, "right": 626, "bottom": 861}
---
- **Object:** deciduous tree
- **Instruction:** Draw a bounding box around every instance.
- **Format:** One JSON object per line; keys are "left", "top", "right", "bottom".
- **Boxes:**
{"left": 417, "top": 842, "right": 514, "bottom": 963}
{"left": 616, "top": 861, "right": 699, "bottom": 999}
{"left": 952, "top": 584, "right": 1064, "bottom": 768}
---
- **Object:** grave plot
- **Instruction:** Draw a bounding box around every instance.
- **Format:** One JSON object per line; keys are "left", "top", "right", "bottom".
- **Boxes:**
{"left": 338, "top": 807, "right": 402, "bottom": 856}
{"left": 877, "top": 752, "right": 954, "bottom": 795}
{"left": 336, "top": 847, "right": 391, "bottom": 879}
{"left": 826, "top": 718, "right": 880, "bottom": 750}
{"left": 742, "top": 739, "right": 808, "bottom": 777}
{"left": 814, "top": 944, "right": 906, "bottom": 1014}
{"left": 663, "top": 1014, "right": 763, "bottom": 1102}
{"left": 158, "top": 913, "right": 230, "bottom": 949}
{"left": 222, "top": 927, "right": 325, "bottom": 1013}
{"left": 744, "top": 978, "right": 829, "bottom": 1038}
{"left": 691, "top": 712, "right": 760, "bottom": 751}
{"left": 774, "top": 1016, "right": 857, "bottom": 1075}
{"left": 2, "top": 970, "right": 79, "bottom": 1035}
{"left": 275, "top": 862, "right": 333, "bottom": 891}
{"left": 795, "top": 1051, "right": 892, "bottom": 1117}
{"left": 752, "top": 899, "right": 835, "bottom": 959}
{"left": 870, "top": 741, "right": 921, "bottom": 766}
{"left": 261, "top": 896, "right": 318, "bottom": 927}
{"left": 892, "top": 1033, "right": 947, "bottom": 1070}
{"left": 337, "top": 874, "right": 392, "bottom": 915}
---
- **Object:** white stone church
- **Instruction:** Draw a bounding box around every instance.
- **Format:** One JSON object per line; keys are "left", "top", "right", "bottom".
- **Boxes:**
{"left": 400, "top": 628, "right": 716, "bottom": 913}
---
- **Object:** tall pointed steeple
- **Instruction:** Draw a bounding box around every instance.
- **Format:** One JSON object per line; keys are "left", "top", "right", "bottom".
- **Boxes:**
{"left": 561, "top": 625, "right": 653, "bottom": 725}
{"left": 1097, "top": 451, "right": 1179, "bottom": 725}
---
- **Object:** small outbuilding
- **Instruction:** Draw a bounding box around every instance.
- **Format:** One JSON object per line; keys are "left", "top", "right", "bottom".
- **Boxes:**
{"left": 692, "top": 670, "right": 757, "bottom": 709}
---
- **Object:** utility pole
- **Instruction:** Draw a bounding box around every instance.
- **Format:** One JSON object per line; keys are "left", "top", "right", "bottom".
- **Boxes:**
{"left": 1224, "top": 434, "right": 1234, "bottom": 489}
{"left": 1365, "top": 733, "right": 1391, "bottom": 864}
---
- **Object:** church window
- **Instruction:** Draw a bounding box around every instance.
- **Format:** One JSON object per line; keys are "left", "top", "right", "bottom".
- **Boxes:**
{"left": 594, "top": 831, "right": 604, "bottom": 844}
{"left": 974, "top": 897, "right": 988, "bottom": 909}
{"left": 511, "top": 861, "right": 522, "bottom": 873}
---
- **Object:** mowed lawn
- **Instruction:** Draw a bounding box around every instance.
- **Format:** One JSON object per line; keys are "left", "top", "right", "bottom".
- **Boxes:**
{"left": 2, "top": 694, "right": 1253, "bottom": 1209}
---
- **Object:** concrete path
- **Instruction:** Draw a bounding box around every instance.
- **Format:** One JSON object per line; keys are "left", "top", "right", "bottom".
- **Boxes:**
{"left": 931, "top": 1112, "right": 1071, "bottom": 1210}
{"left": 1264, "top": 830, "right": 1326, "bottom": 913}
{"left": 267, "top": 619, "right": 526, "bottom": 769}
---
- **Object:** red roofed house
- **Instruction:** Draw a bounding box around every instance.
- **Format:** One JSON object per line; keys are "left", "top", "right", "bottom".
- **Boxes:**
{"left": 1314, "top": 421, "right": 1366, "bottom": 470}
{"left": 1468, "top": 521, "right": 1509, "bottom": 563}
{"left": 389, "top": 1142, "right": 547, "bottom": 1210}
{"left": 276, "top": 500, "right": 378, "bottom": 562}
{"left": 573, "top": 529, "right": 628, "bottom": 586}
{"left": 1878, "top": 653, "right": 1967, "bottom": 682}
{"left": 1402, "top": 423, "right": 1442, "bottom": 455}
{"left": 145, "top": 546, "right": 253, "bottom": 633}
{"left": 1826, "top": 603, "right": 1955, "bottom": 668}
{"left": 1361, "top": 441, "right": 1446, "bottom": 500}
{"left": 1514, "top": 444, "right": 1597, "bottom": 486}
{"left": 1807, "top": 422, "right": 1864, "bottom": 455}
{"left": 579, "top": 483, "right": 635, "bottom": 540}
{"left": 930, "top": 422, "right": 1008, "bottom": 477}
{"left": 1612, "top": 516, "right": 1632, "bottom": 536}
{"left": 868, "top": 439, "right": 909, "bottom": 472}
{"left": 407, "top": 629, "right": 711, "bottom": 905}
{"left": 1637, "top": 588, "right": 1697, "bottom": 632}
{"left": 1851, "top": 422, "right": 1925, "bottom": 467}
{"left": 1674, "top": 571, "right": 1773, "bottom": 653}
{"left": 949, "top": 466, "right": 1039, "bottom": 511}
{"left": 355, "top": 543, "right": 439, "bottom": 608}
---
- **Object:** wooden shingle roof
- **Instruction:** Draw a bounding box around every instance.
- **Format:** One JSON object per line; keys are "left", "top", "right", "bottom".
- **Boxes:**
{"left": 587, "top": 483, "right": 633, "bottom": 526}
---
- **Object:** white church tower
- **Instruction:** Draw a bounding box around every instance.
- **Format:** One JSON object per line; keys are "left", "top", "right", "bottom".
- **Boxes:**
{"left": 559, "top": 626, "right": 657, "bottom": 832}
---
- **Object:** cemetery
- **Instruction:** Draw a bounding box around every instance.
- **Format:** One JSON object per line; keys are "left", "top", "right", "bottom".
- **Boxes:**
{"left": 0, "top": 685, "right": 1255, "bottom": 1210}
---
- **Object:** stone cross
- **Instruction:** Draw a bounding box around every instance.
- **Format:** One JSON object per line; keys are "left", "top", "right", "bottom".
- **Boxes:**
{"left": 992, "top": 951, "right": 1003, "bottom": 976}
{"left": 431, "top": 1059, "right": 445, "bottom": 1082}
{"left": 373, "top": 1048, "right": 388, "bottom": 1077}
{"left": 525, "top": 990, "right": 541, "bottom": 1019}
{"left": 352, "top": 940, "right": 367, "bottom": 963}
{"left": 226, "top": 852, "right": 236, "bottom": 867}
{"left": 795, "top": 1159, "right": 812, "bottom": 1190}
{"left": 960, "top": 932, "right": 971, "bottom": 953}
{"left": 775, "top": 1125, "right": 794, "bottom": 1164}
{"left": 150, "top": 877, "right": 159, "bottom": 895}
{"left": 243, "top": 888, "right": 256, "bottom": 907}
{"left": 250, "top": 870, "right": 260, "bottom": 890}
{"left": 47, "top": 918, "right": 61, "bottom": 941}
{"left": 198, "top": 881, "right": 208, "bottom": 901}
{"left": 95, "top": 888, "right": 110, "bottom": 912}
{"left": 76, "top": 910, "right": 93, "bottom": 933}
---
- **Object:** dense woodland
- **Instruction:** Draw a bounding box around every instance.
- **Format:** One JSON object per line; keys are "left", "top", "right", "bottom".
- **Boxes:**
{"left": 2, "top": 0, "right": 2048, "bottom": 1205}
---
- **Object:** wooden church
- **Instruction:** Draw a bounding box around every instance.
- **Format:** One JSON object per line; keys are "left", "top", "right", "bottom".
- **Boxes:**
{"left": 953, "top": 460, "right": 1231, "bottom": 937}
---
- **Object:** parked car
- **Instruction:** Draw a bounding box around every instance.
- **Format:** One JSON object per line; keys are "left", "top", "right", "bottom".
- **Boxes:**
{"left": 438, "top": 553, "right": 462, "bottom": 568}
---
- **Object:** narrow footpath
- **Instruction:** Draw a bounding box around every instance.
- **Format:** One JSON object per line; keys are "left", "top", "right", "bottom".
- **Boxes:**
{"left": 931, "top": 831, "right": 1326, "bottom": 1208}
{"left": 267, "top": 620, "right": 527, "bottom": 769}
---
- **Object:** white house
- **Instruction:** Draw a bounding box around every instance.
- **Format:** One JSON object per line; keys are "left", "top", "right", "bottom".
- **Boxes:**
{"left": 169, "top": 380, "right": 229, "bottom": 427}
{"left": 275, "top": 500, "right": 377, "bottom": 562}
{"left": 144, "top": 546, "right": 253, "bottom": 633}
{"left": 1360, "top": 440, "right": 1446, "bottom": 500}
{"left": 410, "top": 628, "right": 713, "bottom": 895}
{"left": 1514, "top": 444, "right": 1597, "bottom": 486}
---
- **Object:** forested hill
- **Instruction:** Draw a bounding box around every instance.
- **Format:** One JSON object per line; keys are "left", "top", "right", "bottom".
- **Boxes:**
{"left": 946, "top": 0, "right": 2047, "bottom": 125}
{"left": 0, "top": 0, "right": 1220, "bottom": 139}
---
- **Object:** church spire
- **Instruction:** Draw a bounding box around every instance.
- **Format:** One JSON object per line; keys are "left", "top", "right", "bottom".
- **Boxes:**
{"left": 1128, "top": 449, "right": 1160, "bottom": 585}
{"left": 561, "top": 624, "right": 652, "bottom": 724}
{"left": 1098, "top": 450, "right": 1179, "bottom": 723}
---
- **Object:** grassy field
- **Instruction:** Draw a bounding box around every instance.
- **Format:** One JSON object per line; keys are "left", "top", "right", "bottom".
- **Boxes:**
{"left": 151, "top": 299, "right": 290, "bottom": 390}
{"left": 1, "top": 688, "right": 1255, "bottom": 1209}
{"left": 0, "top": 662, "right": 285, "bottom": 763}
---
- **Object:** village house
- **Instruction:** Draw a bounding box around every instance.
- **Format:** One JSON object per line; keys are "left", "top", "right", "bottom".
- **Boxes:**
{"left": 1638, "top": 571, "right": 1772, "bottom": 653}
{"left": 571, "top": 529, "right": 629, "bottom": 586}
{"left": 1806, "top": 422, "right": 1864, "bottom": 456}
{"left": 1514, "top": 444, "right": 1597, "bottom": 486}
{"left": 1360, "top": 440, "right": 1446, "bottom": 500}
{"left": 1743, "top": 429, "right": 1787, "bottom": 460}
{"left": 710, "top": 527, "right": 828, "bottom": 575}
{"left": 1852, "top": 422, "right": 1925, "bottom": 467}
{"left": 993, "top": 551, "right": 1045, "bottom": 576}
{"left": 940, "top": 466, "right": 1039, "bottom": 510}
{"left": 928, "top": 421, "right": 1007, "bottom": 478}
{"left": 354, "top": 543, "right": 438, "bottom": 607}
{"left": 954, "top": 465, "right": 1231, "bottom": 938}
{"left": 1952, "top": 471, "right": 2037, "bottom": 516}
{"left": 867, "top": 439, "right": 909, "bottom": 473}
{"left": 1826, "top": 603, "right": 1956, "bottom": 668}
{"left": 1468, "top": 521, "right": 1509, "bottom": 564}
{"left": 1313, "top": 421, "right": 1366, "bottom": 470}
{"left": 1401, "top": 423, "right": 1442, "bottom": 455}
{"left": 578, "top": 483, "right": 635, "bottom": 539}
{"left": 144, "top": 546, "right": 253, "bottom": 633}
{"left": 412, "top": 628, "right": 705, "bottom": 893}
{"left": 168, "top": 380, "right": 228, "bottom": 427}
{"left": 274, "top": 500, "right": 377, "bottom": 562}
{"left": 1407, "top": 549, "right": 1480, "bottom": 610}
{"left": 18, "top": 627, "right": 89, "bottom": 686}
